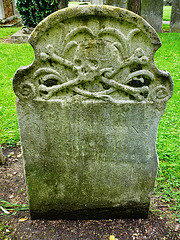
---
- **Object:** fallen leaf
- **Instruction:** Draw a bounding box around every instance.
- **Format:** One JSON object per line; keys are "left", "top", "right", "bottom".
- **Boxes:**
{"left": 9, "top": 194, "right": 14, "bottom": 199}
{"left": 0, "top": 206, "right": 10, "bottom": 214}
{"left": 109, "top": 235, "right": 116, "bottom": 240}
{"left": 19, "top": 218, "right": 28, "bottom": 222}
{"left": 175, "top": 224, "right": 180, "bottom": 231}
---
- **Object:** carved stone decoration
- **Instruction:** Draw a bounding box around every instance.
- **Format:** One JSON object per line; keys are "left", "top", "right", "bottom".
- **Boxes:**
{"left": 13, "top": 6, "right": 173, "bottom": 220}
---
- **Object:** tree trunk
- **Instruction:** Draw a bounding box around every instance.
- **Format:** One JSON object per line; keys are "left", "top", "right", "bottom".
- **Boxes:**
{"left": 170, "top": 0, "right": 180, "bottom": 33}
{"left": 127, "top": 0, "right": 141, "bottom": 15}
{"left": 0, "top": 144, "right": 5, "bottom": 165}
{"left": 3, "top": 0, "right": 14, "bottom": 18}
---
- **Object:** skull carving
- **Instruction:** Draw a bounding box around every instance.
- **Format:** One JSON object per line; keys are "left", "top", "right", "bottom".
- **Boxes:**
{"left": 71, "top": 39, "right": 121, "bottom": 91}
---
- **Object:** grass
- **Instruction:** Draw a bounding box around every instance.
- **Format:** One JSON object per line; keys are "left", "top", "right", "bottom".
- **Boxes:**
{"left": 0, "top": 33, "right": 34, "bottom": 145}
{"left": 0, "top": 199, "right": 29, "bottom": 216}
{"left": 162, "top": 23, "right": 170, "bottom": 32}
{"left": 0, "top": 27, "right": 21, "bottom": 39}
{"left": 154, "top": 33, "right": 180, "bottom": 218}
{"left": 0, "top": 199, "right": 29, "bottom": 239}
{"left": 0, "top": 220, "right": 13, "bottom": 239}
{"left": 0, "top": 28, "right": 179, "bottom": 221}
{"left": 163, "top": 6, "right": 172, "bottom": 21}
{"left": 162, "top": 6, "right": 172, "bottom": 32}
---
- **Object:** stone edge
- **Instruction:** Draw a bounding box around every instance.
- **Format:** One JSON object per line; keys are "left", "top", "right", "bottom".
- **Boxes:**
{"left": 29, "top": 5, "right": 161, "bottom": 49}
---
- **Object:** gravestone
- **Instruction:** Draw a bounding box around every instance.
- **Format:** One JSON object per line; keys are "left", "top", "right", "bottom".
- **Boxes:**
{"left": 103, "top": 0, "right": 127, "bottom": 8}
{"left": 0, "top": 0, "right": 5, "bottom": 19}
{"left": 170, "top": 0, "right": 180, "bottom": 33}
{"left": 141, "top": 0, "right": 163, "bottom": 32}
{"left": 13, "top": 5, "right": 173, "bottom": 219}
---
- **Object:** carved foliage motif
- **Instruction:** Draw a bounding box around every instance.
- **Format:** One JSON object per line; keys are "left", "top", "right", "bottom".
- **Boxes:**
{"left": 13, "top": 7, "right": 173, "bottom": 103}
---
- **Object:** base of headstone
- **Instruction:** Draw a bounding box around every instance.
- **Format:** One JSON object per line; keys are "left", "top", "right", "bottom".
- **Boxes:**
{"left": 17, "top": 100, "right": 164, "bottom": 220}
{"left": 11, "top": 29, "right": 29, "bottom": 43}
{"left": 31, "top": 204, "right": 149, "bottom": 220}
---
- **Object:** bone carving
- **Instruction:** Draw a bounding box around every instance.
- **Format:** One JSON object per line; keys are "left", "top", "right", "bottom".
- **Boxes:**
{"left": 34, "top": 27, "right": 155, "bottom": 102}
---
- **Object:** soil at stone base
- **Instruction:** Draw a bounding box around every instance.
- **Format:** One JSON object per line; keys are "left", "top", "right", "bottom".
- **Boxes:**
{"left": 0, "top": 18, "right": 22, "bottom": 28}
{"left": 0, "top": 145, "right": 179, "bottom": 240}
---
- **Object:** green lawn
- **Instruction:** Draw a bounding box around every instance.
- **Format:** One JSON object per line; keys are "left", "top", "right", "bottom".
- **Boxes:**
{"left": 0, "top": 28, "right": 179, "bottom": 219}
{"left": 162, "top": 6, "right": 172, "bottom": 32}
{"left": 0, "top": 27, "right": 21, "bottom": 39}
{"left": 163, "top": 6, "right": 172, "bottom": 21}
{"left": 0, "top": 31, "right": 34, "bottom": 144}
{"left": 154, "top": 33, "right": 180, "bottom": 216}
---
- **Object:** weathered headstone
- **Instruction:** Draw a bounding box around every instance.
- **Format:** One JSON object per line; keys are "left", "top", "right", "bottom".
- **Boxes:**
{"left": 0, "top": 0, "right": 5, "bottom": 20}
{"left": 141, "top": 0, "right": 163, "bottom": 32}
{"left": 12, "top": 0, "right": 19, "bottom": 17}
{"left": 103, "top": 0, "right": 127, "bottom": 8}
{"left": 13, "top": 6, "right": 173, "bottom": 219}
{"left": 170, "top": 0, "right": 180, "bottom": 33}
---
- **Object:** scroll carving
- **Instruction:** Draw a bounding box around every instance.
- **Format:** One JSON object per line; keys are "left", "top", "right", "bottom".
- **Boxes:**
{"left": 15, "top": 82, "right": 36, "bottom": 100}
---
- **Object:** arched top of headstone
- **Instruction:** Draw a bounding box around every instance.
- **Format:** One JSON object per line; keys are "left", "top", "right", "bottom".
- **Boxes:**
{"left": 13, "top": 5, "right": 173, "bottom": 104}
{"left": 30, "top": 5, "right": 160, "bottom": 47}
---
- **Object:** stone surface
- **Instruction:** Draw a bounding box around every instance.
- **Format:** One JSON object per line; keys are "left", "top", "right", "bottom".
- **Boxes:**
{"left": 13, "top": 5, "right": 173, "bottom": 220}
{"left": 103, "top": 0, "right": 127, "bottom": 8}
{"left": 12, "top": 0, "right": 20, "bottom": 17}
{"left": 0, "top": 0, "right": 5, "bottom": 20}
{"left": 11, "top": 29, "right": 30, "bottom": 43}
{"left": 90, "top": 0, "right": 103, "bottom": 5}
{"left": 170, "top": 0, "right": 180, "bottom": 33}
{"left": 141, "top": 0, "right": 163, "bottom": 33}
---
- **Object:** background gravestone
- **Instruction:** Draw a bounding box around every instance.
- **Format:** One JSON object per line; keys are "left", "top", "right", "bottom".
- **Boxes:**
{"left": 170, "top": 0, "right": 180, "bottom": 33}
{"left": 0, "top": 0, "right": 5, "bottom": 20}
{"left": 91, "top": 0, "right": 103, "bottom": 5}
{"left": 103, "top": 0, "right": 127, "bottom": 8}
{"left": 141, "top": 0, "right": 163, "bottom": 32}
{"left": 13, "top": 5, "right": 173, "bottom": 220}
